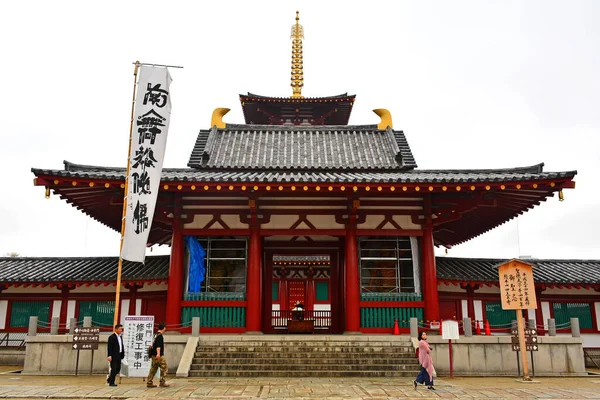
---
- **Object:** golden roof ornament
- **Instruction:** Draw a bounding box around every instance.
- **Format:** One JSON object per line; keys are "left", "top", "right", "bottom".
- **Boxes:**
{"left": 290, "top": 11, "right": 304, "bottom": 98}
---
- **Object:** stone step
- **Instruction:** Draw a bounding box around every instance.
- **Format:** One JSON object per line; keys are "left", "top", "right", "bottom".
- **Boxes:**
{"left": 188, "top": 370, "right": 419, "bottom": 378}
{"left": 195, "top": 340, "right": 412, "bottom": 346}
{"left": 195, "top": 346, "right": 414, "bottom": 353}
{"left": 193, "top": 352, "right": 417, "bottom": 359}
{"left": 190, "top": 363, "right": 419, "bottom": 371}
{"left": 192, "top": 357, "right": 418, "bottom": 365}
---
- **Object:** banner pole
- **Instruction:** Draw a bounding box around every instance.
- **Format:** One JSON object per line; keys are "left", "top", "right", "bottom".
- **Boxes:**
{"left": 113, "top": 61, "right": 141, "bottom": 328}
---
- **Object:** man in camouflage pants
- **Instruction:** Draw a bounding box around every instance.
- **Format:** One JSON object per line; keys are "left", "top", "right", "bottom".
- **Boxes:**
{"left": 147, "top": 322, "right": 169, "bottom": 388}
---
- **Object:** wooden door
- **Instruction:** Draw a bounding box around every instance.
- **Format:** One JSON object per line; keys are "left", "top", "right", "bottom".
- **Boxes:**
{"left": 288, "top": 280, "right": 306, "bottom": 309}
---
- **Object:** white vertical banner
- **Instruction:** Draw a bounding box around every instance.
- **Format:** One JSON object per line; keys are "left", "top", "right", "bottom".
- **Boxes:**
{"left": 123, "top": 315, "right": 154, "bottom": 377}
{"left": 121, "top": 66, "right": 172, "bottom": 263}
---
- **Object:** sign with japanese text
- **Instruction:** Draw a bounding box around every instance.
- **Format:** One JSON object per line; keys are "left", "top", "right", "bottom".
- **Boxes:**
{"left": 123, "top": 316, "right": 154, "bottom": 377}
{"left": 441, "top": 320, "right": 460, "bottom": 340}
{"left": 121, "top": 65, "right": 172, "bottom": 263}
{"left": 498, "top": 260, "right": 537, "bottom": 310}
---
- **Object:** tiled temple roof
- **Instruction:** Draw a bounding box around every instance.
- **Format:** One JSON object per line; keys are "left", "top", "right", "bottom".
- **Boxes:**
{"left": 187, "top": 124, "right": 416, "bottom": 170}
{"left": 1, "top": 256, "right": 598, "bottom": 286}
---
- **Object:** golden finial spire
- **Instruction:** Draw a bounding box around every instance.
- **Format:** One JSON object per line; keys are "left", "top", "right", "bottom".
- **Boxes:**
{"left": 290, "top": 11, "right": 304, "bottom": 98}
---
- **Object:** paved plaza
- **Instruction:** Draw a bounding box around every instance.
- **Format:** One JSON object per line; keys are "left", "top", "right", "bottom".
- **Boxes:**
{"left": 1, "top": 369, "right": 600, "bottom": 400}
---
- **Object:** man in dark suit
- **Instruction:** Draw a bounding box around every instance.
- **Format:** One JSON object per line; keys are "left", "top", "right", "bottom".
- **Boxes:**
{"left": 107, "top": 324, "right": 124, "bottom": 387}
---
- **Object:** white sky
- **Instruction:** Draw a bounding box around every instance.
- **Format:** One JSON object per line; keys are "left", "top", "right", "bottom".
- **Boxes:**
{"left": 1, "top": 1, "right": 598, "bottom": 260}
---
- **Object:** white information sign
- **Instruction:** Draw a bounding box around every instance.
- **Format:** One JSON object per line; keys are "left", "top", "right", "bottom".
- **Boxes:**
{"left": 123, "top": 316, "right": 154, "bottom": 377}
{"left": 442, "top": 319, "right": 460, "bottom": 340}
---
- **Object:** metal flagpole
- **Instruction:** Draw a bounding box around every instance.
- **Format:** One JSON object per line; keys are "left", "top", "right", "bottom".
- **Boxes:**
{"left": 113, "top": 61, "right": 141, "bottom": 328}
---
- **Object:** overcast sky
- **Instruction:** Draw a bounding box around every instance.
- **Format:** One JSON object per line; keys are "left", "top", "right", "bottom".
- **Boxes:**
{"left": 1, "top": 1, "right": 598, "bottom": 260}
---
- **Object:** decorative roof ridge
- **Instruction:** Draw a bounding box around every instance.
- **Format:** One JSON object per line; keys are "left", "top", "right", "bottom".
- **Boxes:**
{"left": 221, "top": 123, "right": 379, "bottom": 131}
{"left": 242, "top": 92, "right": 353, "bottom": 100}
{"left": 32, "top": 162, "right": 195, "bottom": 174}
{"left": 414, "top": 163, "right": 575, "bottom": 175}
{"left": 437, "top": 256, "right": 600, "bottom": 263}
{"left": 0, "top": 255, "right": 170, "bottom": 261}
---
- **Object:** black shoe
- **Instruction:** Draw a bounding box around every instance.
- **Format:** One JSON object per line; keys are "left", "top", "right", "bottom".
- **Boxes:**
{"left": 109, "top": 383, "right": 118, "bottom": 387}
{"left": 427, "top": 386, "right": 436, "bottom": 390}
{"left": 413, "top": 380, "right": 417, "bottom": 390}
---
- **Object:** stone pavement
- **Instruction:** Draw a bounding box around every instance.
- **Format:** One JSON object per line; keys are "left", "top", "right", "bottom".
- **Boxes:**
{"left": 1, "top": 370, "right": 600, "bottom": 399}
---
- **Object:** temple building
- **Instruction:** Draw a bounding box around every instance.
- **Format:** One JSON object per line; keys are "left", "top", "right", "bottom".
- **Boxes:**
{"left": 1, "top": 12, "right": 598, "bottom": 344}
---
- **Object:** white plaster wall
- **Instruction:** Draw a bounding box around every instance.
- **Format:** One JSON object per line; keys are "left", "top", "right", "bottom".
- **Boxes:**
{"left": 135, "top": 299, "right": 142, "bottom": 315}
{"left": 438, "top": 285, "right": 466, "bottom": 293}
{"left": 527, "top": 309, "right": 536, "bottom": 326}
{"left": 139, "top": 283, "right": 168, "bottom": 292}
{"left": 70, "top": 286, "right": 120, "bottom": 294}
{"left": 184, "top": 215, "right": 214, "bottom": 229}
{"left": 474, "top": 300, "right": 483, "bottom": 329}
{"left": 461, "top": 299, "right": 469, "bottom": 318}
{"left": 0, "top": 300, "right": 8, "bottom": 329}
{"left": 66, "top": 300, "right": 76, "bottom": 329}
{"left": 314, "top": 304, "right": 331, "bottom": 311}
{"left": 360, "top": 215, "right": 385, "bottom": 229}
{"left": 52, "top": 300, "right": 61, "bottom": 319}
{"left": 308, "top": 215, "right": 343, "bottom": 229}
{"left": 220, "top": 214, "right": 249, "bottom": 229}
{"left": 581, "top": 333, "right": 600, "bottom": 347}
{"left": 3, "top": 286, "right": 61, "bottom": 294}
{"left": 541, "top": 287, "right": 599, "bottom": 296}
{"left": 392, "top": 215, "right": 421, "bottom": 230}
{"left": 265, "top": 235, "right": 336, "bottom": 242}
{"left": 120, "top": 299, "right": 130, "bottom": 324}
{"left": 262, "top": 215, "right": 302, "bottom": 229}
{"left": 542, "top": 301, "right": 551, "bottom": 330}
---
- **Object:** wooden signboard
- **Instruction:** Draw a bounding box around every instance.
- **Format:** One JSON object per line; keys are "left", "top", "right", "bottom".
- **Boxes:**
{"left": 497, "top": 259, "right": 537, "bottom": 381}
{"left": 498, "top": 260, "right": 537, "bottom": 310}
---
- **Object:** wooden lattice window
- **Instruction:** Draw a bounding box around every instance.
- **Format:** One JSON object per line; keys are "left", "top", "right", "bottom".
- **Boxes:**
{"left": 552, "top": 302, "right": 593, "bottom": 329}
{"left": 78, "top": 301, "right": 115, "bottom": 327}
{"left": 10, "top": 301, "right": 50, "bottom": 328}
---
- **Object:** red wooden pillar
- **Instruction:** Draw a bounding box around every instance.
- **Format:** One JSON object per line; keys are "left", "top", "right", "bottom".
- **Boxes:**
{"left": 464, "top": 284, "right": 478, "bottom": 320}
{"left": 165, "top": 216, "right": 184, "bottom": 328}
{"left": 126, "top": 284, "right": 142, "bottom": 316}
{"left": 306, "top": 269, "right": 315, "bottom": 311}
{"left": 246, "top": 221, "right": 262, "bottom": 332}
{"left": 345, "top": 218, "right": 360, "bottom": 333}
{"left": 422, "top": 226, "right": 440, "bottom": 322}
{"left": 59, "top": 284, "right": 73, "bottom": 331}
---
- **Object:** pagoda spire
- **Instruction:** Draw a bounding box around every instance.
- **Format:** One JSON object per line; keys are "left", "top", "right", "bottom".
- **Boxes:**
{"left": 290, "top": 11, "right": 304, "bottom": 98}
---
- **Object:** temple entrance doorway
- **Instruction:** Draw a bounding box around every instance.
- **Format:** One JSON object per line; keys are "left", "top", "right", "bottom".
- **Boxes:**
{"left": 262, "top": 246, "right": 342, "bottom": 334}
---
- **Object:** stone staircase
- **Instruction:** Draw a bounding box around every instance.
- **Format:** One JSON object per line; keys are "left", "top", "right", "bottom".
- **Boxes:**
{"left": 189, "top": 335, "right": 420, "bottom": 377}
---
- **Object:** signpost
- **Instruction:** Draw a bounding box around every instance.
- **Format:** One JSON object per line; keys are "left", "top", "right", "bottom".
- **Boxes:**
{"left": 72, "top": 327, "right": 100, "bottom": 376}
{"left": 123, "top": 316, "right": 155, "bottom": 377}
{"left": 498, "top": 259, "right": 537, "bottom": 381}
{"left": 441, "top": 320, "right": 460, "bottom": 377}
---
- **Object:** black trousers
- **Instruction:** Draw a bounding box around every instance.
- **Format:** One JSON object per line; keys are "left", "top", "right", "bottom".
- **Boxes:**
{"left": 108, "top": 358, "right": 121, "bottom": 384}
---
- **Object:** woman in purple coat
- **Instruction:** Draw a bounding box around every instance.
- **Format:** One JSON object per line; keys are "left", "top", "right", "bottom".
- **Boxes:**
{"left": 413, "top": 331, "right": 435, "bottom": 390}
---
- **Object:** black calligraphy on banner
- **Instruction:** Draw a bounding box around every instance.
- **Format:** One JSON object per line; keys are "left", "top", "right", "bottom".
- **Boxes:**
{"left": 123, "top": 66, "right": 172, "bottom": 263}
{"left": 143, "top": 83, "right": 169, "bottom": 108}
{"left": 133, "top": 200, "right": 148, "bottom": 234}
{"left": 137, "top": 110, "right": 166, "bottom": 145}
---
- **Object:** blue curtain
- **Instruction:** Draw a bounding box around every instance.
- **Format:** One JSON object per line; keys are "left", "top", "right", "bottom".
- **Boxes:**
{"left": 185, "top": 236, "right": 206, "bottom": 293}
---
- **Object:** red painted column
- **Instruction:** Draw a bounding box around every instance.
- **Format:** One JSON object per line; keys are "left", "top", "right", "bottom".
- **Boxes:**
{"left": 465, "top": 285, "right": 476, "bottom": 320}
{"left": 59, "top": 285, "right": 72, "bottom": 332}
{"left": 246, "top": 222, "right": 262, "bottom": 332}
{"left": 165, "top": 216, "right": 184, "bottom": 328}
{"left": 422, "top": 226, "right": 440, "bottom": 323}
{"left": 127, "top": 284, "right": 140, "bottom": 316}
{"left": 345, "top": 219, "right": 361, "bottom": 333}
